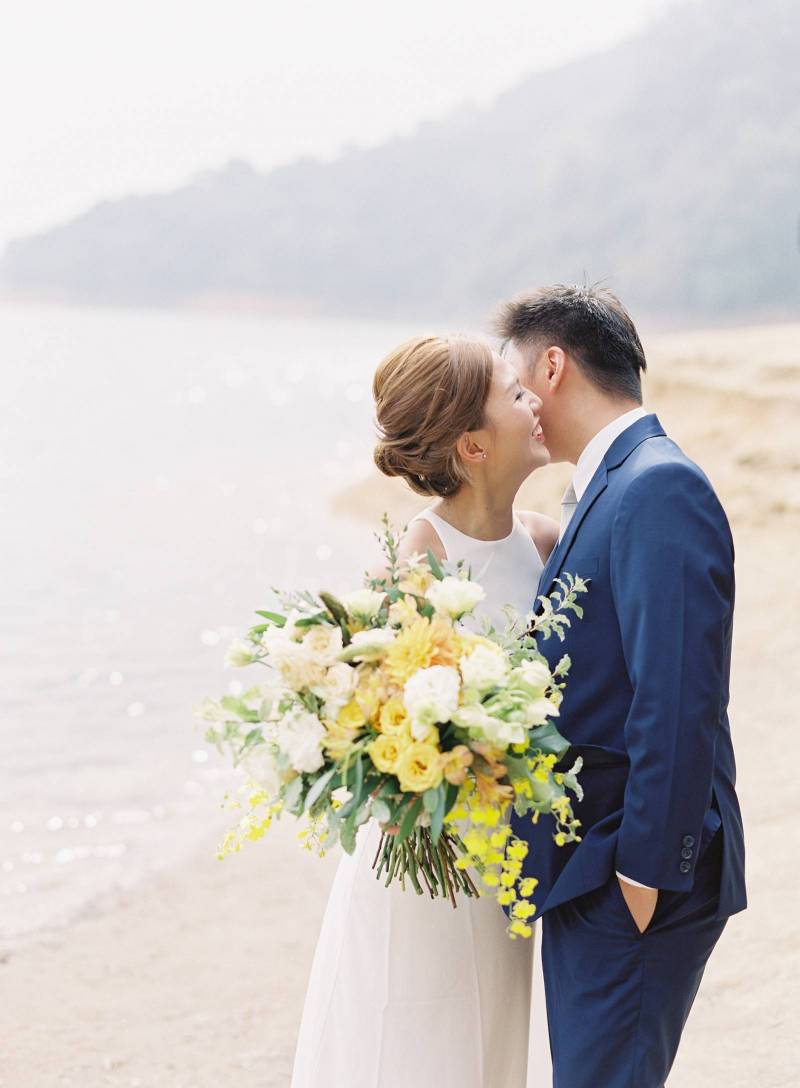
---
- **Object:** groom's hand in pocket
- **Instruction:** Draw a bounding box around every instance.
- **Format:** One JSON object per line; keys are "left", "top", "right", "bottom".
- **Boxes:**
{"left": 617, "top": 877, "right": 659, "bottom": 933}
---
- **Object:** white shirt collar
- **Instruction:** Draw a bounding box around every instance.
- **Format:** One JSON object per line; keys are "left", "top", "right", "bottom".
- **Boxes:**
{"left": 572, "top": 407, "right": 647, "bottom": 500}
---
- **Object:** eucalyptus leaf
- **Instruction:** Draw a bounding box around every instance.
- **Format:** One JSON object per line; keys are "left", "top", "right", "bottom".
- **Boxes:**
{"left": 422, "top": 788, "right": 440, "bottom": 813}
{"left": 304, "top": 766, "right": 337, "bottom": 812}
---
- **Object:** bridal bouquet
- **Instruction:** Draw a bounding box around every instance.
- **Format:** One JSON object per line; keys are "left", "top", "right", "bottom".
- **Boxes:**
{"left": 197, "top": 518, "right": 588, "bottom": 939}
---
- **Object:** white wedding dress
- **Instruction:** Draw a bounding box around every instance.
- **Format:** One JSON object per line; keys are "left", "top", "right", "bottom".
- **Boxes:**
{"left": 291, "top": 508, "right": 552, "bottom": 1088}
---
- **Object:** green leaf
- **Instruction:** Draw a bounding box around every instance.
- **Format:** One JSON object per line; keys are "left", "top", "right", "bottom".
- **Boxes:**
{"left": 255, "top": 610, "right": 286, "bottom": 626}
{"left": 444, "top": 781, "right": 459, "bottom": 816}
{"left": 426, "top": 548, "right": 445, "bottom": 581}
{"left": 304, "top": 766, "right": 336, "bottom": 812}
{"left": 295, "top": 613, "right": 329, "bottom": 627}
{"left": 283, "top": 775, "right": 303, "bottom": 814}
{"left": 422, "top": 788, "right": 440, "bottom": 813}
{"left": 319, "top": 591, "right": 348, "bottom": 626}
{"left": 529, "top": 721, "right": 571, "bottom": 759}
{"left": 430, "top": 788, "right": 447, "bottom": 844}
{"left": 395, "top": 796, "right": 423, "bottom": 847}
{"left": 371, "top": 799, "right": 391, "bottom": 823}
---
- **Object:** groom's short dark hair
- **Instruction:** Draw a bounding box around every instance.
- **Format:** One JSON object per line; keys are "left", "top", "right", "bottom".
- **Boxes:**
{"left": 494, "top": 283, "right": 647, "bottom": 402}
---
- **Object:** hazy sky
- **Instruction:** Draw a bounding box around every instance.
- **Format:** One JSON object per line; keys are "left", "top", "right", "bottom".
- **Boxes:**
{"left": 1, "top": 0, "right": 679, "bottom": 253}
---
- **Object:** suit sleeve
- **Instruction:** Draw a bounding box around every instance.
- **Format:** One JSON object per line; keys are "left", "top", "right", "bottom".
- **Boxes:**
{"left": 610, "top": 462, "right": 734, "bottom": 892}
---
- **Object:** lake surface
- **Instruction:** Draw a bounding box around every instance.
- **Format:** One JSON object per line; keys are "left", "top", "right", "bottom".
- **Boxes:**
{"left": 0, "top": 299, "right": 419, "bottom": 944}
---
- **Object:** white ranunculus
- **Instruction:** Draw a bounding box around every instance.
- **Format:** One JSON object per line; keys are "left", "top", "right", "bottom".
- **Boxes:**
{"left": 403, "top": 665, "right": 461, "bottom": 739}
{"left": 343, "top": 588, "right": 385, "bottom": 621}
{"left": 517, "top": 659, "right": 552, "bottom": 697}
{"left": 340, "top": 627, "right": 397, "bottom": 662}
{"left": 459, "top": 642, "right": 509, "bottom": 692}
{"left": 301, "top": 624, "right": 344, "bottom": 666}
{"left": 275, "top": 708, "right": 326, "bottom": 774}
{"left": 240, "top": 746, "right": 282, "bottom": 797}
{"left": 426, "top": 576, "right": 486, "bottom": 618}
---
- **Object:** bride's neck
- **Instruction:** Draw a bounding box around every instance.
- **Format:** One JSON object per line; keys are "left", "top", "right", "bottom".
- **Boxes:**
{"left": 434, "top": 478, "right": 517, "bottom": 541}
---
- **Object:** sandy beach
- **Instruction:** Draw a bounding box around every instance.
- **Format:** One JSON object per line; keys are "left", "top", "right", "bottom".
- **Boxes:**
{"left": 3, "top": 321, "right": 798, "bottom": 1088}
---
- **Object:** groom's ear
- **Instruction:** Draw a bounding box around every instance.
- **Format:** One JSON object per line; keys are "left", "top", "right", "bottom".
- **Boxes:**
{"left": 544, "top": 346, "right": 567, "bottom": 392}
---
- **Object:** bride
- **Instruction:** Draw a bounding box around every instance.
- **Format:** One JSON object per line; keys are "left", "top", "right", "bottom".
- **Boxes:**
{"left": 291, "top": 334, "right": 559, "bottom": 1088}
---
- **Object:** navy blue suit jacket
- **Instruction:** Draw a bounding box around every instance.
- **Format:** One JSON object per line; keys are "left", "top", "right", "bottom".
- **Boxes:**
{"left": 512, "top": 414, "right": 746, "bottom": 921}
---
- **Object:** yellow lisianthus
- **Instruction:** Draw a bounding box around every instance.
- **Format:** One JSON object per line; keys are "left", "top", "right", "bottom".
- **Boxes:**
{"left": 396, "top": 741, "right": 444, "bottom": 793}
{"left": 323, "top": 698, "right": 367, "bottom": 760}
{"left": 388, "top": 594, "right": 419, "bottom": 628}
{"left": 354, "top": 670, "right": 384, "bottom": 724}
{"left": 367, "top": 732, "right": 409, "bottom": 774}
{"left": 378, "top": 696, "right": 411, "bottom": 736}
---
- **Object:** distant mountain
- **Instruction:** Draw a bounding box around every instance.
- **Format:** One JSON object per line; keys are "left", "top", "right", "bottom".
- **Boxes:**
{"left": 3, "top": 0, "right": 799, "bottom": 323}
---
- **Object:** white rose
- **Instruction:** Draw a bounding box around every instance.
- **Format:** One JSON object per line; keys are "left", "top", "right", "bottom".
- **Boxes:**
{"left": 343, "top": 588, "right": 385, "bottom": 622}
{"left": 403, "top": 665, "right": 461, "bottom": 739}
{"left": 426, "top": 576, "right": 485, "bottom": 619}
{"left": 315, "top": 661, "right": 357, "bottom": 716}
{"left": 459, "top": 643, "right": 509, "bottom": 692}
{"left": 276, "top": 708, "right": 326, "bottom": 774}
{"left": 517, "top": 659, "right": 552, "bottom": 697}
{"left": 266, "top": 638, "right": 326, "bottom": 692}
{"left": 301, "top": 624, "right": 344, "bottom": 666}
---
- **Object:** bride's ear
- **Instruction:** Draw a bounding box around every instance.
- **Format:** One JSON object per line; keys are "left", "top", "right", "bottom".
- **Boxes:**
{"left": 456, "top": 430, "right": 488, "bottom": 465}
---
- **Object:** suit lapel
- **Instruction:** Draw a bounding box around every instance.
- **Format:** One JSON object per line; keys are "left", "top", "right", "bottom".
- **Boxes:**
{"left": 535, "top": 413, "right": 667, "bottom": 601}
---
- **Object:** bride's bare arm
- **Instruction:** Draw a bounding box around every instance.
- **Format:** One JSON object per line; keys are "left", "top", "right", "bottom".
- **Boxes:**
{"left": 517, "top": 510, "right": 559, "bottom": 564}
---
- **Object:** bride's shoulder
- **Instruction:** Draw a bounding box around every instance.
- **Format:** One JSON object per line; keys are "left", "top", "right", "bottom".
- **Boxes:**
{"left": 516, "top": 510, "right": 559, "bottom": 563}
{"left": 398, "top": 514, "right": 446, "bottom": 563}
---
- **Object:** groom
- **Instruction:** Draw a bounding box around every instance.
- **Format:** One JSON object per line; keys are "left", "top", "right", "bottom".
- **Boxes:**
{"left": 497, "top": 285, "right": 746, "bottom": 1087}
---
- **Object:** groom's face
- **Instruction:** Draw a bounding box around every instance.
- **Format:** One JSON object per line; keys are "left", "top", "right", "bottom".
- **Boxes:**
{"left": 504, "top": 338, "right": 559, "bottom": 449}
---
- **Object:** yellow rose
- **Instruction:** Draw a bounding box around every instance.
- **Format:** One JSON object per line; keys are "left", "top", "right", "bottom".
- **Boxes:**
{"left": 337, "top": 698, "right": 367, "bottom": 731}
{"left": 378, "top": 696, "right": 411, "bottom": 736}
{"left": 396, "top": 741, "right": 444, "bottom": 793}
{"left": 367, "top": 733, "right": 408, "bottom": 774}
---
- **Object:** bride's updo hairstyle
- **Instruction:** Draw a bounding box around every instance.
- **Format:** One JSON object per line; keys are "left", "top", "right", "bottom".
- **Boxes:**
{"left": 373, "top": 335, "right": 494, "bottom": 497}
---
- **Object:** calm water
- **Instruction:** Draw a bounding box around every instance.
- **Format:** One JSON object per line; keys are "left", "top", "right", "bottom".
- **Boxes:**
{"left": 0, "top": 299, "right": 418, "bottom": 945}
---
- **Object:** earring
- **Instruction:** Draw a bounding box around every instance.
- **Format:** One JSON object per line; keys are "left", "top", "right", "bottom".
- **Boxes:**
{"left": 481, "top": 453, "right": 487, "bottom": 460}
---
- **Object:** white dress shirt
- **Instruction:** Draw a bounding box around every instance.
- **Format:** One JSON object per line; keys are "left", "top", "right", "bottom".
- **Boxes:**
{"left": 565, "top": 406, "right": 654, "bottom": 890}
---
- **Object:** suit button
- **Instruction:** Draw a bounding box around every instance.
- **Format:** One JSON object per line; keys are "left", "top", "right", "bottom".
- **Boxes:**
{"left": 682, "top": 835, "right": 695, "bottom": 848}
{"left": 679, "top": 860, "right": 692, "bottom": 874}
{"left": 681, "top": 846, "right": 693, "bottom": 860}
